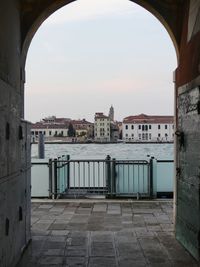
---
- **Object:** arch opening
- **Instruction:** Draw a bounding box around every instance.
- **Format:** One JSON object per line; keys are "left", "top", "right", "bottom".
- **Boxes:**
{"left": 25, "top": 0, "right": 177, "bottom": 125}
{"left": 25, "top": 0, "right": 177, "bottom": 202}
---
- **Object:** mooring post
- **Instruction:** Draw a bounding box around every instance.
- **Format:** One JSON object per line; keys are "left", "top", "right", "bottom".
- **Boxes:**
{"left": 38, "top": 132, "right": 45, "bottom": 159}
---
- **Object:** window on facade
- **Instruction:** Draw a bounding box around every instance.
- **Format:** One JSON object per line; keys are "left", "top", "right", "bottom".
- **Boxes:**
{"left": 158, "top": 133, "right": 161, "bottom": 137}
{"left": 132, "top": 134, "right": 134, "bottom": 137}
{"left": 149, "top": 125, "right": 151, "bottom": 130}
{"left": 165, "top": 133, "right": 168, "bottom": 137}
{"left": 49, "top": 131, "right": 52, "bottom": 136}
{"left": 35, "top": 131, "right": 38, "bottom": 135}
{"left": 125, "top": 125, "right": 128, "bottom": 130}
{"left": 61, "top": 131, "right": 63, "bottom": 135}
{"left": 131, "top": 125, "right": 134, "bottom": 130}
{"left": 139, "top": 134, "right": 141, "bottom": 139}
{"left": 126, "top": 133, "right": 128, "bottom": 137}
{"left": 172, "top": 125, "right": 174, "bottom": 129}
{"left": 149, "top": 133, "right": 151, "bottom": 139}
{"left": 138, "top": 125, "right": 141, "bottom": 130}
{"left": 146, "top": 133, "right": 148, "bottom": 140}
{"left": 158, "top": 125, "right": 161, "bottom": 129}
{"left": 43, "top": 131, "right": 46, "bottom": 135}
{"left": 145, "top": 125, "right": 148, "bottom": 131}
{"left": 142, "top": 125, "right": 145, "bottom": 131}
{"left": 31, "top": 131, "right": 34, "bottom": 135}
{"left": 165, "top": 125, "right": 167, "bottom": 129}
{"left": 107, "top": 133, "right": 109, "bottom": 136}
{"left": 142, "top": 133, "right": 145, "bottom": 140}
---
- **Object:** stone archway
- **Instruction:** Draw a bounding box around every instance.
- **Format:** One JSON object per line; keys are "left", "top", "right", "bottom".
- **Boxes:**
{"left": 20, "top": 0, "right": 200, "bottom": 261}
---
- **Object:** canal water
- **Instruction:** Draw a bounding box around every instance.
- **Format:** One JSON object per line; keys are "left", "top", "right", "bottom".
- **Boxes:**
{"left": 31, "top": 143, "right": 174, "bottom": 160}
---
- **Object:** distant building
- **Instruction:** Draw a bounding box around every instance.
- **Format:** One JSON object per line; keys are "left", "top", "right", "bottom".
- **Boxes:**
{"left": 71, "top": 119, "right": 94, "bottom": 139}
{"left": 122, "top": 114, "right": 174, "bottom": 142}
{"left": 31, "top": 117, "right": 94, "bottom": 141}
{"left": 31, "top": 116, "right": 70, "bottom": 139}
{"left": 94, "top": 113, "right": 111, "bottom": 142}
{"left": 110, "top": 122, "right": 119, "bottom": 142}
{"left": 116, "top": 121, "right": 123, "bottom": 140}
{"left": 31, "top": 122, "right": 69, "bottom": 138}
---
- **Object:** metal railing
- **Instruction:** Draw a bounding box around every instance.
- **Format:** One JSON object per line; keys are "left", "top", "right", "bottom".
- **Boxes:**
{"left": 31, "top": 156, "right": 174, "bottom": 199}
{"left": 48, "top": 155, "right": 151, "bottom": 199}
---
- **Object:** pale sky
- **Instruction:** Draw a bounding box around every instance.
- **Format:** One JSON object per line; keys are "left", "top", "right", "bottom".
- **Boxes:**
{"left": 25, "top": 0, "right": 177, "bottom": 123}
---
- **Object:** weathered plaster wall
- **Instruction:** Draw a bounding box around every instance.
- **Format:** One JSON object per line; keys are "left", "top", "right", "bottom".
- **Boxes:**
{"left": 175, "top": 0, "right": 200, "bottom": 261}
{"left": 0, "top": 1, "right": 31, "bottom": 266}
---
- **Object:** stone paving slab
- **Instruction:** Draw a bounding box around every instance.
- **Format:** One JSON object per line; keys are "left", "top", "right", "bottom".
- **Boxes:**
{"left": 17, "top": 201, "right": 198, "bottom": 267}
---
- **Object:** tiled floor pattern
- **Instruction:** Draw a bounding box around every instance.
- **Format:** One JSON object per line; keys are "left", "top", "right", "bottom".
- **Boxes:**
{"left": 17, "top": 201, "right": 198, "bottom": 267}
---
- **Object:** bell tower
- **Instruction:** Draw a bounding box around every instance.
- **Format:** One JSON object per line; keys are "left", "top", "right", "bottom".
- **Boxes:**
{"left": 109, "top": 105, "right": 114, "bottom": 121}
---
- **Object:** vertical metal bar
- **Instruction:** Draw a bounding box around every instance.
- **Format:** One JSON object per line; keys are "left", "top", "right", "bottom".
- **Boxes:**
{"left": 117, "top": 164, "right": 119, "bottom": 194}
{"left": 123, "top": 161, "right": 125, "bottom": 195}
{"left": 149, "top": 157, "right": 154, "bottom": 198}
{"left": 73, "top": 162, "right": 75, "bottom": 194}
{"left": 106, "top": 155, "right": 111, "bottom": 196}
{"left": 63, "top": 156, "right": 65, "bottom": 193}
{"left": 112, "top": 158, "right": 116, "bottom": 197}
{"left": 132, "top": 163, "right": 134, "bottom": 196}
{"left": 88, "top": 161, "right": 90, "bottom": 193}
{"left": 98, "top": 161, "right": 100, "bottom": 194}
{"left": 78, "top": 161, "right": 80, "bottom": 196}
{"left": 67, "top": 155, "right": 70, "bottom": 190}
{"left": 57, "top": 157, "right": 61, "bottom": 194}
{"left": 48, "top": 159, "right": 52, "bottom": 198}
{"left": 128, "top": 161, "right": 130, "bottom": 195}
{"left": 83, "top": 161, "right": 85, "bottom": 189}
{"left": 137, "top": 163, "right": 140, "bottom": 199}
{"left": 143, "top": 163, "right": 145, "bottom": 194}
{"left": 103, "top": 162, "right": 105, "bottom": 192}
{"left": 93, "top": 162, "right": 95, "bottom": 194}
{"left": 61, "top": 156, "right": 64, "bottom": 194}
{"left": 54, "top": 159, "right": 58, "bottom": 199}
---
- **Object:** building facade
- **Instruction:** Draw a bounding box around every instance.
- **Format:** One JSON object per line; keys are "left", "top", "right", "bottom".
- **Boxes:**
{"left": 94, "top": 113, "right": 111, "bottom": 142}
{"left": 123, "top": 114, "right": 174, "bottom": 142}
{"left": 31, "top": 123, "right": 69, "bottom": 138}
{"left": 71, "top": 119, "right": 94, "bottom": 139}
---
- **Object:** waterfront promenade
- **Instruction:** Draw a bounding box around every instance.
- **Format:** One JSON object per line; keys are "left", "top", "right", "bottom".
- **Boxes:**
{"left": 17, "top": 200, "right": 197, "bottom": 267}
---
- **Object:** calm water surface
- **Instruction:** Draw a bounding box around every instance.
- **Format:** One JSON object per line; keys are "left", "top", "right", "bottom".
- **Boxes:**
{"left": 31, "top": 143, "right": 174, "bottom": 160}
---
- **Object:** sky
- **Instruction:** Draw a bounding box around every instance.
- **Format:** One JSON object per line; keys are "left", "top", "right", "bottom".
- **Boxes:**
{"left": 25, "top": 0, "right": 177, "bottom": 123}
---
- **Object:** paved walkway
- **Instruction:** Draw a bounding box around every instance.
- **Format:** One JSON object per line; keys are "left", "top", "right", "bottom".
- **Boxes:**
{"left": 17, "top": 201, "right": 198, "bottom": 267}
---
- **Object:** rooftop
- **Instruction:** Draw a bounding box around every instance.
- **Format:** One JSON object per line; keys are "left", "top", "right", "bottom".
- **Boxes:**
{"left": 95, "top": 112, "right": 109, "bottom": 119}
{"left": 17, "top": 200, "right": 197, "bottom": 267}
{"left": 32, "top": 123, "right": 69, "bottom": 129}
{"left": 123, "top": 114, "right": 174, "bottom": 124}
